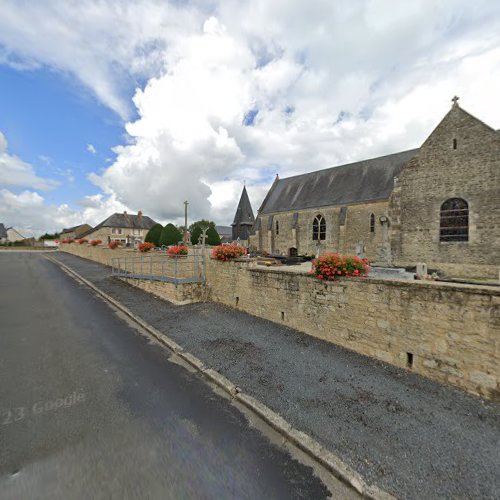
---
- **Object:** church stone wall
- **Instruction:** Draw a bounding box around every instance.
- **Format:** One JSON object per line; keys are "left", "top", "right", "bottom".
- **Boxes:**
{"left": 389, "top": 106, "right": 500, "bottom": 279}
{"left": 251, "top": 200, "right": 390, "bottom": 264}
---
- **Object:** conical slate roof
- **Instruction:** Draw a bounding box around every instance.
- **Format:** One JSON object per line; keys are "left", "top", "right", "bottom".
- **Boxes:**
{"left": 232, "top": 186, "right": 255, "bottom": 226}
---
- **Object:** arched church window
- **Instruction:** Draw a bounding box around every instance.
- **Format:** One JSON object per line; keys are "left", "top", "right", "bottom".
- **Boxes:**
{"left": 312, "top": 215, "right": 326, "bottom": 241}
{"left": 275, "top": 220, "right": 279, "bottom": 235}
{"left": 370, "top": 213, "right": 375, "bottom": 233}
{"left": 440, "top": 198, "right": 468, "bottom": 242}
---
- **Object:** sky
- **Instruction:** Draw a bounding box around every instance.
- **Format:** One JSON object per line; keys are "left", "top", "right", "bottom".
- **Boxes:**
{"left": 1, "top": 0, "right": 500, "bottom": 236}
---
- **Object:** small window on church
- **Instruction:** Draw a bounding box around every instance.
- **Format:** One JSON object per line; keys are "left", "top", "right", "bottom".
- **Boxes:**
{"left": 440, "top": 198, "right": 468, "bottom": 242}
{"left": 370, "top": 213, "right": 375, "bottom": 233}
{"left": 275, "top": 220, "right": 279, "bottom": 235}
{"left": 313, "top": 215, "right": 326, "bottom": 241}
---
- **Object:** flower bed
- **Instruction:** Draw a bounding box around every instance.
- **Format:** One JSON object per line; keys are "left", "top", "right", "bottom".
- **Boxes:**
{"left": 167, "top": 245, "right": 188, "bottom": 256}
{"left": 61, "top": 238, "right": 75, "bottom": 244}
{"left": 138, "top": 242, "right": 155, "bottom": 253}
{"left": 108, "top": 241, "right": 122, "bottom": 250}
{"left": 311, "top": 253, "right": 370, "bottom": 280}
{"left": 90, "top": 239, "right": 102, "bottom": 247}
{"left": 212, "top": 244, "right": 246, "bottom": 261}
{"left": 78, "top": 238, "right": 88, "bottom": 245}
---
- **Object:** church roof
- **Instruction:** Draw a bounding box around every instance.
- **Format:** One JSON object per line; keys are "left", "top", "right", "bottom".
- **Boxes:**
{"left": 232, "top": 186, "right": 255, "bottom": 226}
{"left": 258, "top": 149, "right": 418, "bottom": 214}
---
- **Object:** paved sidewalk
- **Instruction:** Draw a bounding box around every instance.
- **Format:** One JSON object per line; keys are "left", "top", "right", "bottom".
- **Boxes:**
{"left": 53, "top": 252, "right": 500, "bottom": 500}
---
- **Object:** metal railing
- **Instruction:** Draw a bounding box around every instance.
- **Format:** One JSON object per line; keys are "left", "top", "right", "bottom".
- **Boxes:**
{"left": 111, "top": 253, "right": 206, "bottom": 284}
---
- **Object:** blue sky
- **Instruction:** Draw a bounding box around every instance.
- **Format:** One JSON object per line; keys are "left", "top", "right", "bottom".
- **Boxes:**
{"left": 1, "top": 0, "right": 500, "bottom": 236}
{"left": 0, "top": 64, "right": 124, "bottom": 207}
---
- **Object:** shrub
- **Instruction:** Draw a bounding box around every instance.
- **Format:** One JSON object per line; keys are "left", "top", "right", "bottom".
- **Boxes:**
{"left": 206, "top": 226, "right": 221, "bottom": 246}
{"left": 159, "top": 223, "right": 183, "bottom": 247}
{"left": 78, "top": 238, "right": 88, "bottom": 245}
{"left": 108, "top": 240, "right": 122, "bottom": 250}
{"left": 212, "top": 244, "right": 246, "bottom": 261}
{"left": 90, "top": 239, "right": 102, "bottom": 247}
{"left": 138, "top": 241, "right": 155, "bottom": 253}
{"left": 311, "top": 253, "right": 370, "bottom": 280}
{"left": 167, "top": 245, "right": 188, "bottom": 256}
{"left": 145, "top": 223, "right": 163, "bottom": 246}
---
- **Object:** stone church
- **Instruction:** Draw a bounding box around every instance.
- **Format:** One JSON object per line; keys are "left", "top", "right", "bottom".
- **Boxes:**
{"left": 247, "top": 99, "right": 500, "bottom": 279}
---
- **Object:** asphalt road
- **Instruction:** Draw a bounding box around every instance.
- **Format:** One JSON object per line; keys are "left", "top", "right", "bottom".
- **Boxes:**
{"left": 52, "top": 251, "right": 500, "bottom": 500}
{"left": 0, "top": 252, "right": 353, "bottom": 499}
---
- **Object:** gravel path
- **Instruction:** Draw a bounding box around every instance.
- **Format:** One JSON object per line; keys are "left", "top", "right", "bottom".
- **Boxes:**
{"left": 53, "top": 252, "right": 500, "bottom": 500}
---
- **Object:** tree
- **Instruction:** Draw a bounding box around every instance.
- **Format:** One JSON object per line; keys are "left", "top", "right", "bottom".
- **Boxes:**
{"left": 159, "top": 223, "right": 183, "bottom": 247}
{"left": 39, "top": 232, "right": 60, "bottom": 240}
{"left": 206, "top": 225, "right": 221, "bottom": 246}
{"left": 189, "top": 219, "right": 216, "bottom": 245}
{"left": 145, "top": 223, "right": 163, "bottom": 246}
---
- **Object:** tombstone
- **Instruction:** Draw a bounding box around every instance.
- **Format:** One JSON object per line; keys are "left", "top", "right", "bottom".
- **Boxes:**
{"left": 355, "top": 241, "right": 366, "bottom": 259}
{"left": 289, "top": 247, "right": 298, "bottom": 257}
{"left": 416, "top": 262, "right": 427, "bottom": 277}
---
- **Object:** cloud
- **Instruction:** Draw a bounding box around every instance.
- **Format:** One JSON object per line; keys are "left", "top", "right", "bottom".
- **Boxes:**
{"left": 2, "top": 1, "right": 500, "bottom": 231}
{"left": 86, "top": 144, "right": 97, "bottom": 154}
{"left": 0, "top": 131, "right": 59, "bottom": 190}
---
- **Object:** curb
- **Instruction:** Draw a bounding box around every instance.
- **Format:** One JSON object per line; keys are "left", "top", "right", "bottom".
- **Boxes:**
{"left": 45, "top": 254, "right": 395, "bottom": 500}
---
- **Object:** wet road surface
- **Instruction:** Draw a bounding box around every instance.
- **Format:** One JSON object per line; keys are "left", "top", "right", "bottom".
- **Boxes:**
{"left": 0, "top": 252, "right": 355, "bottom": 499}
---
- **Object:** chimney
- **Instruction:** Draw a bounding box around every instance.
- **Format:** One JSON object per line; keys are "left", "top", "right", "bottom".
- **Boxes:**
{"left": 138, "top": 210, "right": 142, "bottom": 218}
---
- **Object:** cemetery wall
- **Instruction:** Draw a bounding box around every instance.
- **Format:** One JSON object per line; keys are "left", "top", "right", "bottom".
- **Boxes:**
{"left": 206, "top": 260, "right": 500, "bottom": 400}
{"left": 61, "top": 244, "right": 500, "bottom": 400}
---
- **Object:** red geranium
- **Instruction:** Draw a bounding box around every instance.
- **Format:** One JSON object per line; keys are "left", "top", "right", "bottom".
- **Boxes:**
{"left": 212, "top": 244, "right": 246, "bottom": 261}
{"left": 138, "top": 242, "right": 156, "bottom": 253}
{"left": 90, "top": 239, "right": 102, "bottom": 247}
{"left": 167, "top": 245, "right": 188, "bottom": 256}
{"left": 311, "top": 253, "right": 370, "bottom": 281}
{"left": 108, "top": 240, "right": 122, "bottom": 250}
{"left": 78, "top": 238, "right": 88, "bottom": 245}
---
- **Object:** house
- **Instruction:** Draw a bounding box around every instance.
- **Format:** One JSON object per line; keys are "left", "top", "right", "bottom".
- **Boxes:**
{"left": 81, "top": 211, "right": 157, "bottom": 246}
{"left": 60, "top": 224, "right": 93, "bottom": 240}
{"left": 249, "top": 98, "right": 500, "bottom": 279}
{"left": 0, "top": 223, "right": 25, "bottom": 243}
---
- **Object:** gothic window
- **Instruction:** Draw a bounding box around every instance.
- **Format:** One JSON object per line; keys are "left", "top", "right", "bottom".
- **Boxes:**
{"left": 440, "top": 198, "right": 468, "bottom": 242}
{"left": 370, "top": 213, "right": 375, "bottom": 233}
{"left": 312, "top": 215, "right": 326, "bottom": 241}
{"left": 275, "top": 220, "right": 279, "bottom": 235}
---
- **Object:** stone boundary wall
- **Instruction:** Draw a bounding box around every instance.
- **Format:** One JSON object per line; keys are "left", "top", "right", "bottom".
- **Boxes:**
{"left": 61, "top": 244, "right": 500, "bottom": 400}
{"left": 206, "top": 261, "right": 500, "bottom": 400}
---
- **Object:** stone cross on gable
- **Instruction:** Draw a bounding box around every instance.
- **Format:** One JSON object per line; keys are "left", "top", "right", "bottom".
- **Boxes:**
{"left": 452, "top": 95, "right": 460, "bottom": 106}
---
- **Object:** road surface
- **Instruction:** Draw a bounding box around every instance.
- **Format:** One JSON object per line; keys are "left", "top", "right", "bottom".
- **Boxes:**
{"left": 0, "top": 252, "right": 355, "bottom": 499}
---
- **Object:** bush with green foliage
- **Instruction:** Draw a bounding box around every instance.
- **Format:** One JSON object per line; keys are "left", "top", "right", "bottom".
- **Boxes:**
{"left": 189, "top": 220, "right": 216, "bottom": 245}
{"left": 159, "top": 223, "right": 183, "bottom": 247}
{"left": 145, "top": 223, "right": 163, "bottom": 246}
{"left": 206, "top": 226, "right": 221, "bottom": 245}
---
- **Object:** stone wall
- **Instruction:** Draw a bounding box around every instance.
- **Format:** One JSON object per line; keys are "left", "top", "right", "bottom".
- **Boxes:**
{"left": 250, "top": 200, "right": 390, "bottom": 263}
{"left": 61, "top": 244, "right": 500, "bottom": 400}
{"left": 389, "top": 105, "right": 500, "bottom": 279}
{"left": 206, "top": 260, "right": 500, "bottom": 400}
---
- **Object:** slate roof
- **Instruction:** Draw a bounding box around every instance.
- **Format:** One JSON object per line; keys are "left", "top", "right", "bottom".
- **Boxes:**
{"left": 232, "top": 186, "right": 255, "bottom": 225}
{"left": 0, "top": 223, "right": 7, "bottom": 239}
{"left": 80, "top": 212, "right": 157, "bottom": 237}
{"left": 258, "top": 149, "right": 419, "bottom": 214}
{"left": 215, "top": 225, "right": 232, "bottom": 236}
{"left": 61, "top": 224, "right": 91, "bottom": 235}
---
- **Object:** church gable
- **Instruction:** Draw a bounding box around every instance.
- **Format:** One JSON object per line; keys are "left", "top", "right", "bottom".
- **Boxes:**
{"left": 420, "top": 98, "right": 500, "bottom": 159}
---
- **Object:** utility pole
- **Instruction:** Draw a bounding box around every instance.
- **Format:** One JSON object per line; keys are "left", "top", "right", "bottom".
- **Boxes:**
{"left": 184, "top": 200, "right": 189, "bottom": 243}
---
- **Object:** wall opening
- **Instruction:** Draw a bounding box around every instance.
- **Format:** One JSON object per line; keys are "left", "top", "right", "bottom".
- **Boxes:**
{"left": 406, "top": 352, "right": 414, "bottom": 368}
{"left": 281, "top": 311, "right": 285, "bottom": 321}
{"left": 453, "top": 138, "right": 457, "bottom": 150}
{"left": 235, "top": 296, "right": 239, "bottom": 306}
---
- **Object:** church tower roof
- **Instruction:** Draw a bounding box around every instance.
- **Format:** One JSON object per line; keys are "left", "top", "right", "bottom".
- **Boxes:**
{"left": 232, "top": 186, "right": 255, "bottom": 226}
